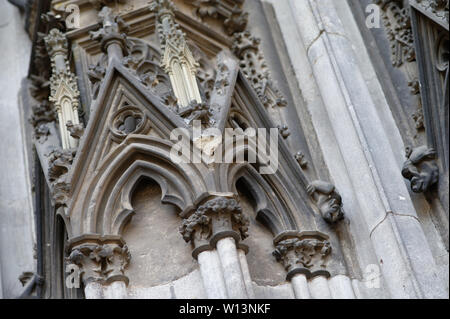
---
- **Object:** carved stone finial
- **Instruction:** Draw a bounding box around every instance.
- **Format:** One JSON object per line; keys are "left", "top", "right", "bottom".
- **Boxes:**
{"left": 401, "top": 145, "right": 439, "bottom": 193}
{"left": 307, "top": 181, "right": 344, "bottom": 224}
{"left": 273, "top": 231, "right": 331, "bottom": 280}
{"left": 179, "top": 196, "right": 249, "bottom": 257}
{"left": 44, "top": 28, "right": 82, "bottom": 150}
{"left": 67, "top": 240, "right": 130, "bottom": 285}
{"left": 151, "top": 0, "right": 203, "bottom": 107}
{"left": 44, "top": 28, "right": 68, "bottom": 57}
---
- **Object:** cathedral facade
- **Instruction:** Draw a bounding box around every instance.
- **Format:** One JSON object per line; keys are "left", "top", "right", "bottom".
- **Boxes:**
{"left": 0, "top": 0, "right": 448, "bottom": 299}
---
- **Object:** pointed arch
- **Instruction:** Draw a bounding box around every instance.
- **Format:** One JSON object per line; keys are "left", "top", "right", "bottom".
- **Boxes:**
{"left": 71, "top": 135, "right": 212, "bottom": 236}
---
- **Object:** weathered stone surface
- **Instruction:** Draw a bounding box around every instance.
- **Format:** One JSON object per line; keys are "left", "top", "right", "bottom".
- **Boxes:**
{"left": 1, "top": 0, "right": 448, "bottom": 300}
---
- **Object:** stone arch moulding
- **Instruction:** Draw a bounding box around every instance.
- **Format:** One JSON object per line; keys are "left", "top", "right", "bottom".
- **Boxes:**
{"left": 70, "top": 135, "right": 211, "bottom": 237}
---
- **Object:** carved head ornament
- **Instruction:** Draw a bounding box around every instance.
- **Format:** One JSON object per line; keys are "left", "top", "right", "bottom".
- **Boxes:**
{"left": 307, "top": 181, "right": 344, "bottom": 224}
{"left": 402, "top": 145, "right": 439, "bottom": 193}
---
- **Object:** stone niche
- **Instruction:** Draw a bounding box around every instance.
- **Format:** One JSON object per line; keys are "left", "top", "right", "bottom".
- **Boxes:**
{"left": 122, "top": 178, "right": 198, "bottom": 290}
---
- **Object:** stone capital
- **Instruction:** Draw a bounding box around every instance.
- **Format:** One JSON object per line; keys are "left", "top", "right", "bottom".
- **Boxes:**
{"left": 66, "top": 237, "right": 131, "bottom": 286}
{"left": 273, "top": 231, "right": 331, "bottom": 280}
{"left": 179, "top": 196, "right": 249, "bottom": 258}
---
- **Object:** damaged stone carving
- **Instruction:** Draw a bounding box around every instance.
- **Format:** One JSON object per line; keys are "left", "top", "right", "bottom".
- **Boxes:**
{"left": 87, "top": 60, "right": 107, "bottom": 100}
{"left": 67, "top": 241, "right": 131, "bottom": 285}
{"left": 29, "top": 76, "right": 55, "bottom": 142}
{"left": 89, "top": 0, "right": 127, "bottom": 10}
{"left": 294, "top": 151, "right": 308, "bottom": 169}
{"left": 187, "top": 0, "right": 248, "bottom": 35}
{"left": 273, "top": 231, "right": 331, "bottom": 280}
{"left": 178, "top": 101, "right": 211, "bottom": 125}
{"left": 412, "top": 0, "right": 449, "bottom": 24}
{"left": 66, "top": 120, "right": 85, "bottom": 139}
{"left": 224, "top": 5, "right": 248, "bottom": 36}
{"left": 47, "top": 148, "right": 76, "bottom": 207}
{"left": 402, "top": 145, "right": 439, "bottom": 193}
{"left": 90, "top": 6, "right": 130, "bottom": 59}
{"left": 307, "top": 181, "right": 345, "bottom": 223}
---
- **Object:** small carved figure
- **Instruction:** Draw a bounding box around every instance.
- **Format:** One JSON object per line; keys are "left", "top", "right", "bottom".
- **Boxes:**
{"left": 307, "top": 180, "right": 344, "bottom": 223}
{"left": 401, "top": 145, "right": 439, "bottom": 193}
{"left": 66, "top": 120, "right": 85, "bottom": 139}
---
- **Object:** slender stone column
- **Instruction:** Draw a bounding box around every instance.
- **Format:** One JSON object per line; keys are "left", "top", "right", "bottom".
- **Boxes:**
{"left": 216, "top": 237, "right": 248, "bottom": 298}
{"left": 103, "top": 281, "right": 128, "bottom": 299}
{"left": 84, "top": 282, "right": 104, "bottom": 299}
{"left": 66, "top": 238, "right": 130, "bottom": 299}
{"left": 291, "top": 274, "right": 311, "bottom": 299}
{"left": 197, "top": 250, "right": 228, "bottom": 299}
{"left": 273, "top": 231, "right": 332, "bottom": 299}
{"left": 328, "top": 275, "right": 356, "bottom": 299}
{"left": 308, "top": 276, "right": 332, "bottom": 299}
{"left": 180, "top": 195, "right": 251, "bottom": 299}
{"left": 238, "top": 249, "right": 256, "bottom": 299}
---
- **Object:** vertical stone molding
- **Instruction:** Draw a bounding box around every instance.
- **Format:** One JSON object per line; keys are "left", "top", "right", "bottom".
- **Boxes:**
{"left": 270, "top": 0, "right": 448, "bottom": 298}
{"left": 151, "top": 0, "right": 202, "bottom": 106}
{"left": 44, "top": 28, "right": 82, "bottom": 150}
{"left": 66, "top": 237, "right": 131, "bottom": 298}
{"left": 179, "top": 195, "right": 251, "bottom": 298}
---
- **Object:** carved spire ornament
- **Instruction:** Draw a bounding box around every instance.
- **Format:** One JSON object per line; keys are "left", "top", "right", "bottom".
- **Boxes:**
{"left": 151, "top": 0, "right": 202, "bottom": 107}
{"left": 44, "top": 28, "right": 82, "bottom": 150}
